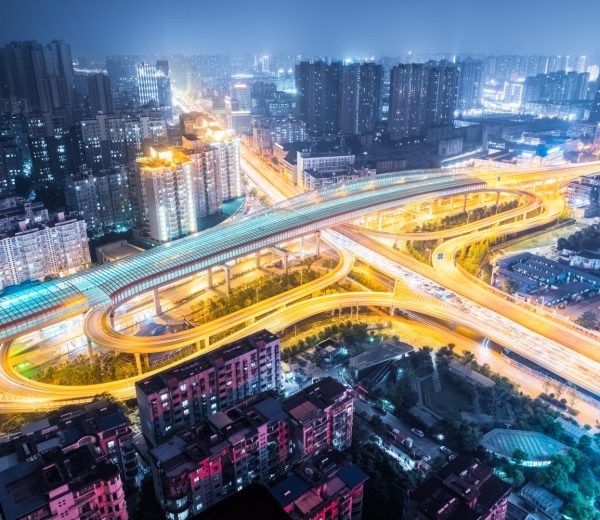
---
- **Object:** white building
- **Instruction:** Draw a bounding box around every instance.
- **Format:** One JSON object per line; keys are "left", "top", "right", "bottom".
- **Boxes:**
{"left": 135, "top": 147, "right": 197, "bottom": 243}
{"left": 0, "top": 214, "right": 90, "bottom": 290}
{"left": 296, "top": 150, "right": 356, "bottom": 190}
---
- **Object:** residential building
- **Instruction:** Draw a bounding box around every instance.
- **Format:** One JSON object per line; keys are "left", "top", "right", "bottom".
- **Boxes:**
{"left": 270, "top": 450, "right": 368, "bottom": 520}
{"left": 456, "top": 59, "right": 483, "bottom": 110}
{"left": 134, "top": 146, "right": 197, "bottom": 242}
{"left": 0, "top": 196, "right": 49, "bottom": 234}
{"left": 295, "top": 61, "right": 343, "bottom": 135}
{"left": 179, "top": 112, "right": 242, "bottom": 201}
{"left": 296, "top": 148, "right": 355, "bottom": 188}
{"left": 137, "top": 63, "right": 159, "bottom": 107}
{"left": 149, "top": 393, "right": 290, "bottom": 519}
{"left": 136, "top": 329, "right": 281, "bottom": 446}
{"left": 65, "top": 166, "right": 133, "bottom": 234}
{"left": 79, "top": 112, "right": 168, "bottom": 171}
{"left": 87, "top": 72, "right": 114, "bottom": 114}
{"left": 299, "top": 166, "right": 375, "bottom": 192}
{"left": 388, "top": 62, "right": 458, "bottom": 141}
{"left": 0, "top": 212, "right": 90, "bottom": 290}
{"left": 589, "top": 82, "right": 600, "bottom": 123}
{"left": 340, "top": 62, "right": 383, "bottom": 135}
{"left": 0, "top": 445, "right": 128, "bottom": 520}
{"left": 522, "top": 71, "right": 589, "bottom": 105}
{"left": 404, "top": 455, "right": 511, "bottom": 520}
{"left": 0, "top": 400, "right": 138, "bottom": 487}
{"left": 282, "top": 377, "right": 354, "bottom": 458}
{"left": 0, "top": 135, "right": 23, "bottom": 195}
{"left": 0, "top": 39, "right": 75, "bottom": 113}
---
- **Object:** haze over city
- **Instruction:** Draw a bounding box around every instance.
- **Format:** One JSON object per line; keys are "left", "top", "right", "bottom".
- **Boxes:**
{"left": 0, "top": 1, "right": 599, "bottom": 520}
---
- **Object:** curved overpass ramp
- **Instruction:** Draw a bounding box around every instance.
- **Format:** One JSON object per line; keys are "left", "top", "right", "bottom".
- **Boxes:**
{"left": 0, "top": 172, "right": 484, "bottom": 341}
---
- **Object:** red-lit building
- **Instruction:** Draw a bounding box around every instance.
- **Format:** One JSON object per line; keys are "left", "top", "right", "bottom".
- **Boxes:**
{"left": 269, "top": 450, "right": 368, "bottom": 520}
{"left": 136, "top": 330, "right": 281, "bottom": 446}
{"left": 0, "top": 400, "right": 137, "bottom": 487}
{"left": 0, "top": 444, "right": 128, "bottom": 520}
{"left": 150, "top": 393, "right": 291, "bottom": 519}
{"left": 282, "top": 377, "right": 354, "bottom": 458}
{"left": 404, "top": 456, "right": 511, "bottom": 520}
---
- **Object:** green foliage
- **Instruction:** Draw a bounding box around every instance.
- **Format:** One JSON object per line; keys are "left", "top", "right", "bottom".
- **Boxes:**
{"left": 406, "top": 240, "right": 437, "bottom": 264}
{"left": 413, "top": 200, "right": 519, "bottom": 233}
{"left": 575, "top": 310, "right": 600, "bottom": 331}
{"left": 557, "top": 223, "right": 600, "bottom": 252}
{"left": 34, "top": 352, "right": 137, "bottom": 385}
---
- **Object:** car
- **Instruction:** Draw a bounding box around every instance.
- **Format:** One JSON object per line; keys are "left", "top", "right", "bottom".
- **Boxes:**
{"left": 411, "top": 428, "right": 425, "bottom": 438}
{"left": 448, "top": 453, "right": 458, "bottom": 461}
{"left": 422, "top": 454, "right": 431, "bottom": 462}
{"left": 439, "top": 446, "right": 452, "bottom": 455}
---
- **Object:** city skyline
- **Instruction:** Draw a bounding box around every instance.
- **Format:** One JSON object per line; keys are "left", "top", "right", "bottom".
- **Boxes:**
{"left": 2, "top": 0, "right": 600, "bottom": 57}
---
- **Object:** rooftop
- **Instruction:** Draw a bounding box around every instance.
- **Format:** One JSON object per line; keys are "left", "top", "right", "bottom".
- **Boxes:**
{"left": 481, "top": 429, "right": 567, "bottom": 464}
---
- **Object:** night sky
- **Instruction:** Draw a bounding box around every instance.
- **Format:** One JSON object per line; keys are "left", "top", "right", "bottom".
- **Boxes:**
{"left": 2, "top": 0, "right": 599, "bottom": 57}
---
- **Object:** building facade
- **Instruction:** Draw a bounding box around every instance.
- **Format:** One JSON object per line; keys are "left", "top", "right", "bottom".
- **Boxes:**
{"left": 136, "top": 329, "right": 282, "bottom": 446}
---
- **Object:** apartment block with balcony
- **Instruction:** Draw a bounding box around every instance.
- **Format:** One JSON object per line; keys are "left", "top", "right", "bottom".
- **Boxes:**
{"left": 136, "top": 330, "right": 281, "bottom": 446}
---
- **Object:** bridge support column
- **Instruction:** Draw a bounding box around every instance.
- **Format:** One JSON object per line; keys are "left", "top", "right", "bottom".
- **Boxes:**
{"left": 283, "top": 254, "right": 289, "bottom": 276}
{"left": 390, "top": 306, "right": 395, "bottom": 317}
{"left": 86, "top": 337, "right": 94, "bottom": 363}
{"left": 153, "top": 288, "right": 162, "bottom": 315}
{"left": 224, "top": 265, "right": 231, "bottom": 294}
{"left": 207, "top": 267, "right": 213, "bottom": 288}
{"left": 377, "top": 213, "right": 383, "bottom": 231}
{"left": 135, "top": 353, "right": 144, "bottom": 375}
{"left": 315, "top": 231, "right": 321, "bottom": 256}
{"left": 255, "top": 251, "right": 261, "bottom": 268}
{"left": 463, "top": 193, "right": 468, "bottom": 212}
{"left": 196, "top": 337, "right": 207, "bottom": 352}
{"left": 109, "top": 312, "right": 115, "bottom": 330}
{"left": 300, "top": 236, "right": 305, "bottom": 256}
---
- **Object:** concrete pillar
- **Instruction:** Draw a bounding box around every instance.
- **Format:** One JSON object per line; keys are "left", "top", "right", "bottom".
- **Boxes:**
{"left": 207, "top": 267, "right": 213, "bottom": 288}
{"left": 377, "top": 213, "right": 383, "bottom": 231}
{"left": 196, "top": 337, "right": 206, "bottom": 352}
{"left": 315, "top": 231, "right": 321, "bottom": 256}
{"left": 224, "top": 265, "right": 231, "bottom": 294}
{"left": 283, "top": 255, "right": 289, "bottom": 276}
{"left": 300, "top": 236, "right": 305, "bottom": 256}
{"left": 135, "top": 353, "right": 143, "bottom": 375}
{"left": 390, "top": 306, "right": 395, "bottom": 317}
{"left": 463, "top": 193, "right": 468, "bottom": 212}
{"left": 86, "top": 337, "right": 94, "bottom": 363}
{"left": 109, "top": 312, "right": 115, "bottom": 330}
{"left": 153, "top": 288, "right": 162, "bottom": 315}
{"left": 255, "top": 251, "right": 261, "bottom": 268}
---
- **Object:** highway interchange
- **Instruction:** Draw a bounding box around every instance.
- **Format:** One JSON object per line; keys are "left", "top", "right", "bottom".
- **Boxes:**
{"left": 0, "top": 123, "right": 600, "bottom": 420}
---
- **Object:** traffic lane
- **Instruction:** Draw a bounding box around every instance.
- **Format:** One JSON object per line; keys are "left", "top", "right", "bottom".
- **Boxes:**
{"left": 353, "top": 398, "right": 445, "bottom": 462}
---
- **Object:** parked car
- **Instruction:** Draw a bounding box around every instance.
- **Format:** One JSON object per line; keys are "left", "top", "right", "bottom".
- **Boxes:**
{"left": 439, "top": 446, "right": 452, "bottom": 455}
{"left": 411, "top": 428, "right": 425, "bottom": 438}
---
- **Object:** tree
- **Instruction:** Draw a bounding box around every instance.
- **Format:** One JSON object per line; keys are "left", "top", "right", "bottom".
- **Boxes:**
{"left": 575, "top": 310, "right": 599, "bottom": 331}
{"left": 460, "top": 351, "right": 476, "bottom": 367}
{"left": 512, "top": 449, "right": 528, "bottom": 465}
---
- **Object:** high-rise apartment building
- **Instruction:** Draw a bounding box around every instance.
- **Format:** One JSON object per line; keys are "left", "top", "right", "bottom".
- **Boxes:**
{"left": 0, "top": 445, "right": 128, "bottom": 520}
{"left": 404, "top": 456, "right": 511, "bottom": 520}
{"left": 340, "top": 62, "right": 383, "bottom": 135}
{"left": 87, "top": 72, "right": 114, "bottom": 114}
{"left": 282, "top": 377, "right": 354, "bottom": 457}
{"left": 136, "top": 329, "right": 281, "bottom": 446}
{"left": 230, "top": 82, "right": 252, "bottom": 111}
{"left": 387, "top": 61, "right": 458, "bottom": 140}
{"left": 523, "top": 71, "right": 589, "bottom": 104}
{"left": 134, "top": 146, "right": 197, "bottom": 242}
{"left": 0, "top": 212, "right": 90, "bottom": 290}
{"left": 0, "top": 400, "right": 138, "bottom": 487}
{"left": 0, "top": 39, "right": 75, "bottom": 113}
{"left": 295, "top": 61, "right": 343, "bottom": 135}
{"left": 79, "top": 113, "right": 168, "bottom": 170}
{"left": 270, "top": 450, "right": 368, "bottom": 520}
{"left": 456, "top": 59, "right": 483, "bottom": 110}
{"left": 179, "top": 112, "right": 242, "bottom": 201}
{"left": 150, "top": 393, "right": 290, "bottom": 519}
{"left": 65, "top": 166, "right": 133, "bottom": 234}
{"left": 137, "top": 63, "right": 159, "bottom": 107}
{"left": 589, "top": 83, "right": 600, "bottom": 123}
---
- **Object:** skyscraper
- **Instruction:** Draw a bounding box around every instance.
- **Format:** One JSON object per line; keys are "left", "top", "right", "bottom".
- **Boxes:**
{"left": 340, "top": 62, "right": 383, "bottom": 135}
{"left": 387, "top": 61, "right": 458, "bottom": 140}
{"left": 136, "top": 62, "right": 159, "bottom": 106}
{"left": 589, "top": 83, "right": 600, "bottom": 123}
{"left": 87, "top": 72, "right": 113, "bottom": 114}
{"left": 295, "top": 61, "right": 342, "bottom": 135}
{"left": 0, "top": 39, "right": 75, "bottom": 113}
{"left": 456, "top": 59, "right": 483, "bottom": 110}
